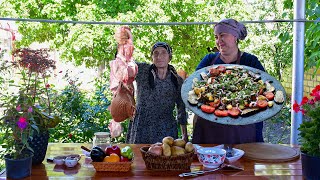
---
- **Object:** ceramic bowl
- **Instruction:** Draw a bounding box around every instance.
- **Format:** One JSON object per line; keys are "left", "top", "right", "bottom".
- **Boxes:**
{"left": 53, "top": 156, "right": 65, "bottom": 166}
{"left": 225, "top": 148, "right": 244, "bottom": 163}
{"left": 64, "top": 157, "right": 79, "bottom": 168}
{"left": 196, "top": 147, "right": 226, "bottom": 168}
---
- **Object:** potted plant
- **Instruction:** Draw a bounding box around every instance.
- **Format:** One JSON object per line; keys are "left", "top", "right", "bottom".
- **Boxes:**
{"left": 293, "top": 84, "right": 320, "bottom": 180}
{"left": 0, "top": 48, "right": 60, "bottom": 179}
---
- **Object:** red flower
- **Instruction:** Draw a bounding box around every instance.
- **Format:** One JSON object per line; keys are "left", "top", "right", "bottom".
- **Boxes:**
{"left": 314, "top": 85, "right": 320, "bottom": 91}
{"left": 45, "top": 84, "right": 50, "bottom": 89}
{"left": 309, "top": 99, "right": 315, "bottom": 105}
{"left": 301, "top": 97, "right": 309, "bottom": 105}
{"left": 310, "top": 89, "right": 320, "bottom": 101}
{"left": 293, "top": 101, "right": 301, "bottom": 113}
{"left": 68, "top": 134, "right": 73, "bottom": 138}
{"left": 295, "top": 84, "right": 320, "bottom": 117}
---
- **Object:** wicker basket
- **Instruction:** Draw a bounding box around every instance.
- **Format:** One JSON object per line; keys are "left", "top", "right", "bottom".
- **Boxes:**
{"left": 92, "top": 161, "right": 132, "bottom": 172}
{"left": 140, "top": 146, "right": 194, "bottom": 170}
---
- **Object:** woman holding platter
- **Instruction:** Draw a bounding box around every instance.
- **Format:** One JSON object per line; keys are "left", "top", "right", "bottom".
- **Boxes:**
{"left": 109, "top": 26, "right": 188, "bottom": 144}
{"left": 192, "top": 19, "right": 266, "bottom": 144}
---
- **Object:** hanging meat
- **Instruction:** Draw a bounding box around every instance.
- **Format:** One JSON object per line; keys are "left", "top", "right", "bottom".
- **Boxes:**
{"left": 109, "top": 26, "right": 138, "bottom": 123}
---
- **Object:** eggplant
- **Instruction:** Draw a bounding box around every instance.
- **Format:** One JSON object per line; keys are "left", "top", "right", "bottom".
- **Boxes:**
{"left": 90, "top": 146, "right": 106, "bottom": 162}
{"left": 241, "top": 107, "right": 259, "bottom": 116}
{"left": 265, "top": 81, "right": 275, "bottom": 92}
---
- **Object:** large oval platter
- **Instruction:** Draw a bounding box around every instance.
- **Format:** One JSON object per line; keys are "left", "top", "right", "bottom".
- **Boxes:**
{"left": 181, "top": 64, "right": 286, "bottom": 125}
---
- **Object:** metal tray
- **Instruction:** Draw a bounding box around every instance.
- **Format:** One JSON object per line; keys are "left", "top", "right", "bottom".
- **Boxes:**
{"left": 181, "top": 64, "right": 286, "bottom": 125}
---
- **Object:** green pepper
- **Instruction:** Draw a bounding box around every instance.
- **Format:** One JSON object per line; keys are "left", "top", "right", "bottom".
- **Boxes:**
{"left": 90, "top": 146, "right": 106, "bottom": 162}
{"left": 120, "top": 146, "right": 133, "bottom": 160}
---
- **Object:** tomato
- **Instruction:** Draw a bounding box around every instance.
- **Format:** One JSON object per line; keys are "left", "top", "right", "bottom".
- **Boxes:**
{"left": 228, "top": 107, "right": 240, "bottom": 117}
{"left": 257, "top": 100, "right": 268, "bottom": 109}
{"left": 217, "top": 65, "right": 226, "bottom": 73}
{"left": 264, "top": 92, "right": 275, "bottom": 101}
{"left": 209, "top": 68, "right": 220, "bottom": 77}
{"left": 208, "top": 99, "right": 220, "bottom": 108}
{"left": 258, "top": 88, "right": 264, "bottom": 95}
{"left": 214, "top": 109, "right": 228, "bottom": 117}
{"left": 225, "top": 70, "right": 232, "bottom": 74}
{"left": 201, "top": 105, "right": 215, "bottom": 114}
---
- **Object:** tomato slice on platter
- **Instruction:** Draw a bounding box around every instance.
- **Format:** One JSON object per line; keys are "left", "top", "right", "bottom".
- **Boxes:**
{"left": 209, "top": 68, "right": 220, "bottom": 77}
{"left": 214, "top": 109, "right": 228, "bottom": 117}
{"left": 257, "top": 100, "right": 268, "bottom": 109}
{"left": 264, "top": 92, "right": 275, "bottom": 101}
{"left": 217, "top": 65, "right": 226, "bottom": 73}
{"left": 228, "top": 107, "right": 240, "bottom": 117}
{"left": 225, "top": 70, "right": 232, "bottom": 74}
{"left": 208, "top": 99, "right": 220, "bottom": 108}
{"left": 201, "top": 105, "right": 215, "bottom": 114}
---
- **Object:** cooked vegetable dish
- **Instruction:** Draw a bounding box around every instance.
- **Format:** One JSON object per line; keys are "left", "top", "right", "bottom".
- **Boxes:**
{"left": 188, "top": 65, "right": 284, "bottom": 118}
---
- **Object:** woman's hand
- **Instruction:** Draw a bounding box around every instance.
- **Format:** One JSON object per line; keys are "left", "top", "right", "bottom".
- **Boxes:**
{"left": 182, "top": 134, "right": 189, "bottom": 143}
{"left": 180, "top": 125, "right": 188, "bottom": 142}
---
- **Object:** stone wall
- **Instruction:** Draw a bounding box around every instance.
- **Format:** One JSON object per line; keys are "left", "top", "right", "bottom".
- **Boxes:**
{"left": 282, "top": 67, "right": 320, "bottom": 97}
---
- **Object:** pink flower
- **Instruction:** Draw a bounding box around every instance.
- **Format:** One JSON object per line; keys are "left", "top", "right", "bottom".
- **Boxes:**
{"left": 16, "top": 105, "right": 21, "bottom": 111}
{"left": 19, "top": 117, "right": 27, "bottom": 122}
{"left": 17, "top": 117, "right": 28, "bottom": 130}
{"left": 28, "top": 106, "right": 33, "bottom": 113}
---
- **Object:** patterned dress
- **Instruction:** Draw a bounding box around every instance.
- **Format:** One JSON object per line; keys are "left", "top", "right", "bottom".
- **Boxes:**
{"left": 126, "top": 62, "right": 187, "bottom": 144}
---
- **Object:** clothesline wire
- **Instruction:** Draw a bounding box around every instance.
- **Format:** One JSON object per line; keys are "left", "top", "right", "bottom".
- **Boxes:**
{"left": 0, "top": 17, "right": 319, "bottom": 25}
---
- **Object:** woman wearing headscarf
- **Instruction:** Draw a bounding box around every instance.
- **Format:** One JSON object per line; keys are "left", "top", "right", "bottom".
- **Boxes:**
{"left": 192, "top": 19, "right": 265, "bottom": 144}
{"left": 124, "top": 42, "right": 188, "bottom": 144}
{"left": 109, "top": 26, "right": 188, "bottom": 143}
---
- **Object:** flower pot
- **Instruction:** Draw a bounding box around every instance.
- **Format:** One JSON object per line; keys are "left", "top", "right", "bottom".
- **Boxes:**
{"left": 301, "top": 152, "right": 320, "bottom": 180}
{"left": 28, "top": 131, "right": 50, "bottom": 165}
{"left": 4, "top": 154, "right": 33, "bottom": 179}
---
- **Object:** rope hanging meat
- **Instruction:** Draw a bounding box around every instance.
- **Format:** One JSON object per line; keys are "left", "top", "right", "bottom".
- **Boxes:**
{"left": 0, "top": 17, "right": 319, "bottom": 26}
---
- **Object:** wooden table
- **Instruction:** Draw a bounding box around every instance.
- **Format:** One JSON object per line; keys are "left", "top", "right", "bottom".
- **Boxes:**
{"left": 0, "top": 143, "right": 303, "bottom": 179}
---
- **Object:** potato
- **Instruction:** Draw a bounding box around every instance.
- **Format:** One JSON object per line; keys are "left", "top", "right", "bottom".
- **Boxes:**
{"left": 171, "top": 146, "right": 186, "bottom": 156}
{"left": 185, "top": 142, "right": 195, "bottom": 153}
{"left": 162, "top": 143, "right": 171, "bottom": 156}
{"left": 162, "top": 136, "right": 174, "bottom": 146}
{"left": 173, "top": 139, "right": 186, "bottom": 148}
{"left": 148, "top": 146, "right": 163, "bottom": 156}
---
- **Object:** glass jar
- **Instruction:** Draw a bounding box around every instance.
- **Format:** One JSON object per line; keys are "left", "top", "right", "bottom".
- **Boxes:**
{"left": 92, "top": 132, "right": 111, "bottom": 150}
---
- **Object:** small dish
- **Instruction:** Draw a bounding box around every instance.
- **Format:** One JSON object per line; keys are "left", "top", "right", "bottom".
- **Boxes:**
{"left": 65, "top": 156, "right": 79, "bottom": 168}
{"left": 214, "top": 144, "right": 245, "bottom": 163}
{"left": 53, "top": 156, "right": 65, "bottom": 166}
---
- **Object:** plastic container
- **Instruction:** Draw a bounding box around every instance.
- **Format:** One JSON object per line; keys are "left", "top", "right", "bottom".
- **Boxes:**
{"left": 93, "top": 132, "right": 111, "bottom": 150}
